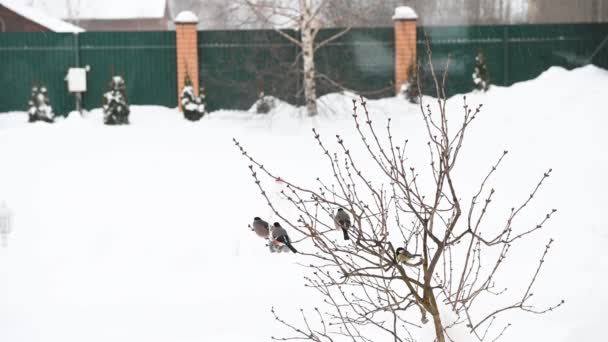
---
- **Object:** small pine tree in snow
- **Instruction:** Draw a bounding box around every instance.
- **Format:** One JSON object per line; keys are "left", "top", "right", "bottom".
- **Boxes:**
{"left": 27, "top": 85, "right": 55, "bottom": 123}
{"left": 399, "top": 62, "right": 420, "bottom": 104}
{"left": 180, "top": 74, "right": 206, "bottom": 121}
{"left": 472, "top": 50, "right": 490, "bottom": 92}
{"left": 255, "top": 92, "right": 276, "bottom": 114}
{"left": 103, "top": 75, "right": 130, "bottom": 125}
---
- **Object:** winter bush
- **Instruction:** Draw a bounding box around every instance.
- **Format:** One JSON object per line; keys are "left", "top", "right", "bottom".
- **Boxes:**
{"left": 27, "top": 85, "right": 54, "bottom": 123}
{"left": 473, "top": 50, "right": 491, "bottom": 92}
{"left": 103, "top": 75, "right": 130, "bottom": 125}
{"left": 180, "top": 74, "right": 206, "bottom": 121}
{"left": 235, "top": 41, "right": 562, "bottom": 342}
{"left": 400, "top": 61, "right": 421, "bottom": 104}
{"left": 254, "top": 92, "right": 276, "bottom": 114}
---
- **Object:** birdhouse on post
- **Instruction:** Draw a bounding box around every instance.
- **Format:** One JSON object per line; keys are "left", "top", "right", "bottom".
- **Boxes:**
{"left": 65, "top": 66, "right": 89, "bottom": 114}
{"left": 175, "top": 11, "right": 200, "bottom": 112}
{"left": 393, "top": 6, "right": 418, "bottom": 95}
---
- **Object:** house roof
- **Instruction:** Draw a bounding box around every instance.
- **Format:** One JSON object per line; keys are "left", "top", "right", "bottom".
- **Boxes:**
{"left": 1, "top": 1, "right": 84, "bottom": 32}
{"left": 27, "top": 0, "right": 168, "bottom": 20}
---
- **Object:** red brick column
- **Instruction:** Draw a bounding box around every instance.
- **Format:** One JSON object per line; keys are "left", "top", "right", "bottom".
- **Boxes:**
{"left": 175, "top": 11, "right": 199, "bottom": 111}
{"left": 393, "top": 7, "right": 418, "bottom": 95}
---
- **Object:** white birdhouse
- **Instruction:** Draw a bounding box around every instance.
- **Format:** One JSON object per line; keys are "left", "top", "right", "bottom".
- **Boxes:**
{"left": 0, "top": 202, "right": 11, "bottom": 247}
{"left": 65, "top": 67, "right": 88, "bottom": 93}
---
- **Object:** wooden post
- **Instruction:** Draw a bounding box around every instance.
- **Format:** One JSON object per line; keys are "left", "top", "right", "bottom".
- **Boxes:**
{"left": 393, "top": 6, "right": 418, "bottom": 95}
{"left": 175, "top": 11, "right": 199, "bottom": 111}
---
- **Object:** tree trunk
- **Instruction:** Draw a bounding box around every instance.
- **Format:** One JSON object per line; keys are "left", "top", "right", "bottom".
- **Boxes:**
{"left": 428, "top": 292, "right": 446, "bottom": 342}
{"left": 431, "top": 310, "right": 446, "bottom": 342}
{"left": 302, "top": 34, "right": 317, "bottom": 116}
{"left": 299, "top": 0, "right": 318, "bottom": 116}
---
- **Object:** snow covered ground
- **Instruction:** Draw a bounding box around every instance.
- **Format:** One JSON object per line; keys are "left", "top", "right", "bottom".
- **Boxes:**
{"left": 0, "top": 65, "right": 606, "bottom": 342}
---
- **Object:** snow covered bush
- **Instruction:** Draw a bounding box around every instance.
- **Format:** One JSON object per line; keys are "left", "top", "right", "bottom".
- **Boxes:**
{"left": 254, "top": 92, "right": 276, "bottom": 114}
{"left": 27, "top": 85, "right": 54, "bottom": 123}
{"left": 473, "top": 50, "right": 491, "bottom": 92}
{"left": 399, "top": 61, "right": 420, "bottom": 104}
{"left": 180, "top": 74, "right": 206, "bottom": 121}
{"left": 103, "top": 75, "right": 130, "bottom": 125}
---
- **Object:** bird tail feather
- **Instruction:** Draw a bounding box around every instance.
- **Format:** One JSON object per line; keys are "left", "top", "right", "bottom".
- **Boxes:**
{"left": 285, "top": 242, "right": 298, "bottom": 253}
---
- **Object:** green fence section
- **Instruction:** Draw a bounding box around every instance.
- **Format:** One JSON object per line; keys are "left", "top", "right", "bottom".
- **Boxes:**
{"left": 197, "top": 27, "right": 397, "bottom": 111}
{"left": 315, "top": 28, "right": 395, "bottom": 99}
{"left": 0, "top": 23, "right": 607, "bottom": 114}
{"left": 0, "top": 33, "right": 76, "bottom": 114}
{"left": 198, "top": 29, "right": 300, "bottom": 112}
{"left": 0, "top": 31, "right": 176, "bottom": 115}
{"left": 79, "top": 31, "right": 176, "bottom": 111}
{"left": 419, "top": 23, "right": 608, "bottom": 96}
{"left": 199, "top": 23, "right": 608, "bottom": 111}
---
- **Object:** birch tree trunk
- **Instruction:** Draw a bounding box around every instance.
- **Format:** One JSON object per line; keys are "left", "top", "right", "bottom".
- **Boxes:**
{"left": 300, "top": 0, "right": 318, "bottom": 116}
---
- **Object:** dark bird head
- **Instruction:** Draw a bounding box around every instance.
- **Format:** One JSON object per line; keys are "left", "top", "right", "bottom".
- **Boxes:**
{"left": 273, "top": 222, "right": 281, "bottom": 227}
{"left": 254, "top": 217, "right": 261, "bottom": 221}
{"left": 337, "top": 208, "right": 344, "bottom": 212}
{"left": 396, "top": 247, "right": 405, "bottom": 254}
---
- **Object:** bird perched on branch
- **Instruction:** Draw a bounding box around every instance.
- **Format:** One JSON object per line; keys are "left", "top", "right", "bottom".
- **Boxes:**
{"left": 395, "top": 247, "right": 421, "bottom": 265}
{"left": 251, "top": 217, "right": 270, "bottom": 239}
{"left": 271, "top": 222, "right": 298, "bottom": 253}
{"left": 334, "top": 208, "right": 351, "bottom": 240}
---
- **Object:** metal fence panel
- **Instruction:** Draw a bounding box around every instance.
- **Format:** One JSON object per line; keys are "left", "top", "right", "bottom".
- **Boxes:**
{"left": 417, "top": 25, "right": 507, "bottom": 96}
{"left": 0, "top": 33, "right": 75, "bottom": 114}
{"left": 316, "top": 28, "right": 395, "bottom": 99}
{"left": 79, "top": 31, "right": 176, "bottom": 111}
{"left": 198, "top": 29, "right": 300, "bottom": 112}
{"left": 0, "top": 23, "right": 606, "bottom": 115}
{"left": 506, "top": 24, "right": 608, "bottom": 85}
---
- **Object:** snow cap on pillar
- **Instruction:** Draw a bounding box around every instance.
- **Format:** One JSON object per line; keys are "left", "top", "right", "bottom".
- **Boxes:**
{"left": 392, "top": 6, "right": 418, "bottom": 21}
{"left": 175, "top": 11, "right": 199, "bottom": 24}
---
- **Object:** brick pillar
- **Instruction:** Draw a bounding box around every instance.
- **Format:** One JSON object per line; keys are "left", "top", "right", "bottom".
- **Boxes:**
{"left": 393, "top": 7, "right": 418, "bottom": 95}
{"left": 175, "top": 11, "right": 199, "bottom": 111}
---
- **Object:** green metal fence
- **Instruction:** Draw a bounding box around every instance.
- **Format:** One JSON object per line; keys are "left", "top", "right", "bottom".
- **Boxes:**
{"left": 198, "top": 29, "right": 300, "bottom": 112}
{"left": 0, "top": 33, "right": 75, "bottom": 114}
{"left": 0, "top": 23, "right": 607, "bottom": 114}
{"left": 199, "top": 23, "right": 608, "bottom": 111}
{"left": 79, "top": 32, "right": 177, "bottom": 112}
{"left": 418, "top": 23, "right": 608, "bottom": 96}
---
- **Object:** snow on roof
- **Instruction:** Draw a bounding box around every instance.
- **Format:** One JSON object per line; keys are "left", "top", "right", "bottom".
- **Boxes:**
{"left": 175, "top": 11, "right": 198, "bottom": 24}
{"left": 1, "top": 1, "right": 84, "bottom": 32}
{"left": 392, "top": 6, "right": 418, "bottom": 20}
{"left": 16, "top": 0, "right": 167, "bottom": 20}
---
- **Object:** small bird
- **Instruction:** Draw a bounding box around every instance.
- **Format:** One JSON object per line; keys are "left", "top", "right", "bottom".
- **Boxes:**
{"left": 395, "top": 247, "right": 420, "bottom": 265}
{"left": 252, "top": 217, "right": 270, "bottom": 239}
{"left": 334, "top": 208, "right": 351, "bottom": 240}
{"left": 271, "top": 222, "right": 298, "bottom": 253}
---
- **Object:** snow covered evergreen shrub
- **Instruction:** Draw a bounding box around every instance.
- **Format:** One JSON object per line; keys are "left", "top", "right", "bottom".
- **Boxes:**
{"left": 180, "top": 74, "right": 206, "bottom": 121}
{"left": 103, "top": 75, "right": 130, "bottom": 125}
{"left": 399, "top": 62, "right": 420, "bottom": 104}
{"left": 27, "top": 85, "right": 55, "bottom": 123}
{"left": 473, "top": 50, "right": 490, "bottom": 92}
{"left": 255, "top": 92, "right": 276, "bottom": 114}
